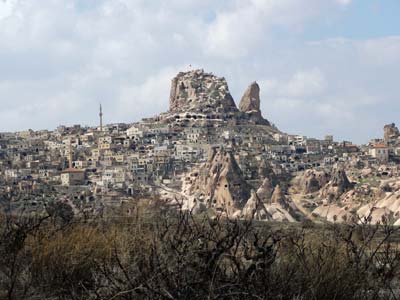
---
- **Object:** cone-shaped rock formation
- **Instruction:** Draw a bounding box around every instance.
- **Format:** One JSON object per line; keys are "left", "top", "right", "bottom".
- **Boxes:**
{"left": 182, "top": 149, "right": 252, "bottom": 215}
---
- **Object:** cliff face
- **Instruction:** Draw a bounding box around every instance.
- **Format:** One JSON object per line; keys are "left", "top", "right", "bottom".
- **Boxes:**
{"left": 169, "top": 69, "right": 238, "bottom": 113}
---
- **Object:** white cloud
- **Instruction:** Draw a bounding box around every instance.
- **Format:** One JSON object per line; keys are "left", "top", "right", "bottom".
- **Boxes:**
{"left": 0, "top": 0, "right": 397, "bottom": 144}
{"left": 308, "top": 36, "right": 400, "bottom": 66}
{"left": 258, "top": 68, "right": 326, "bottom": 110}
{"left": 359, "top": 36, "right": 400, "bottom": 65}
{"left": 281, "top": 68, "right": 326, "bottom": 97}
{"left": 256, "top": 36, "right": 400, "bottom": 143}
{"left": 115, "top": 66, "right": 183, "bottom": 122}
{"left": 205, "top": 0, "right": 323, "bottom": 59}
{"left": 335, "top": 0, "right": 352, "bottom": 6}
{"left": 0, "top": 0, "right": 17, "bottom": 20}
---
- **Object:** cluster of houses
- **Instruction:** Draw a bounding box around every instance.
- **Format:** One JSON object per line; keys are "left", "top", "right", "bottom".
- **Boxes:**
{"left": 0, "top": 115, "right": 398, "bottom": 212}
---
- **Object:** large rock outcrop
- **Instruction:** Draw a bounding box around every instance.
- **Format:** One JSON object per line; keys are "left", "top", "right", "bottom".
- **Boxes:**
{"left": 169, "top": 69, "right": 238, "bottom": 114}
{"left": 319, "top": 167, "right": 352, "bottom": 201}
{"left": 312, "top": 204, "right": 354, "bottom": 223}
{"left": 258, "top": 159, "right": 276, "bottom": 182}
{"left": 182, "top": 149, "right": 252, "bottom": 215}
{"left": 270, "top": 185, "right": 285, "bottom": 204}
{"left": 242, "top": 182, "right": 300, "bottom": 222}
{"left": 239, "top": 82, "right": 261, "bottom": 113}
{"left": 165, "top": 69, "right": 274, "bottom": 127}
{"left": 330, "top": 168, "right": 351, "bottom": 190}
{"left": 265, "top": 185, "right": 298, "bottom": 222}
{"left": 384, "top": 123, "right": 400, "bottom": 142}
{"left": 238, "top": 82, "right": 270, "bottom": 125}
{"left": 256, "top": 178, "right": 274, "bottom": 203}
{"left": 299, "top": 169, "right": 330, "bottom": 194}
{"left": 242, "top": 189, "right": 272, "bottom": 221}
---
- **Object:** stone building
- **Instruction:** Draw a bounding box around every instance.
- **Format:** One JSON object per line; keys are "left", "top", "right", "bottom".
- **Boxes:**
{"left": 369, "top": 144, "right": 389, "bottom": 162}
{"left": 61, "top": 168, "right": 85, "bottom": 186}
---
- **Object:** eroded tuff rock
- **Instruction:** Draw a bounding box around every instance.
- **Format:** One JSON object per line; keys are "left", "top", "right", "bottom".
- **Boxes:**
{"left": 331, "top": 168, "right": 351, "bottom": 189}
{"left": 319, "top": 167, "right": 352, "bottom": 201}
{"left": 258, "top": 159, "right": 276, "bottom": 183}
{"left": 169, "top": 69, "right": 238, "bottom": 113}
{"left": 256, "top": 178, "right": 274, "bottom": 203}
{"left": 266, "top": 185, "right": 298, "bottom": 222}
{"left": 300, "top": 169, "right": 330, "bottom": 194}
{"left": 384, "top": 123, "right": 400, "bottom": 141}
{"left": 239, "top": 82, "right": 260, "bottom": 113}
{"left": 270, "top": 185, "right": 285, "bottom": 204}
{"left": 354, "top": 181, "right": 400, "bottom": 224}
{"left": 182, "top": 149, "right": 252, "bottom": 215}
{"left": 165, "top": 69, "right": 274, "bottom": 127}
{"left": 312, "top": 204, "right": 354, "bottom": 224}
{"left": 239, "top": 82, "right": 270, "bottom": 125}
{"left": 242, "top": 189, "right": 271, "bottom": 221}
{"left": 335, "top": 184, "right": 373, "bottom": 208}
{"left": 242, "top": 182, "right": 300, "bottom": 222}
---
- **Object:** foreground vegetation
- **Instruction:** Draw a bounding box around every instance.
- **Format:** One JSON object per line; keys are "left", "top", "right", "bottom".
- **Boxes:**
{"left": 1, "top": 201, "right": 400, "bottom": 300}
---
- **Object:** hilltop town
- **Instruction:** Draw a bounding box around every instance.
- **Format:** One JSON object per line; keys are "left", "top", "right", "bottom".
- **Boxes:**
{"left": 1, "top": 69, "right": 400, "bottom": 224}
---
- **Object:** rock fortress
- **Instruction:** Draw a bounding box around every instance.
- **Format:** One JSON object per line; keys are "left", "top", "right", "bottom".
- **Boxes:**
{"left": 1, "top": 69, "right": 400, "bottom": 225}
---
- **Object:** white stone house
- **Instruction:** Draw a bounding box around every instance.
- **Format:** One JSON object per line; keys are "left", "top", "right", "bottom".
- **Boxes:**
{"left": 369, "top": 144, "right": 389, "bottom": 162}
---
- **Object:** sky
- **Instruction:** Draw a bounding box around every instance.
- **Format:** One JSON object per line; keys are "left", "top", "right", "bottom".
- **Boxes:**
{"left": 0, "top": 0, "right": 399, "bottom": 144}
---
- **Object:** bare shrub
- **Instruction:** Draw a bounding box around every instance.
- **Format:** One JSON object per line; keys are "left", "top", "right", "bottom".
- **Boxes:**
{"left": 1, "top": 204, "right": 400, "bottom": 299}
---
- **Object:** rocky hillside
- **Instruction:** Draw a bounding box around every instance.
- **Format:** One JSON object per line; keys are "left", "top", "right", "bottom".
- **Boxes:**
{"left": 182, "top": 150, "right": 302, "bottom": 221}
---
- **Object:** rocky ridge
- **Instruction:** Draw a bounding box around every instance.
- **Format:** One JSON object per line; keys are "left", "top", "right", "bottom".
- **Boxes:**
{"left": 169, "top": 69, "right": 237, "bottom": 114}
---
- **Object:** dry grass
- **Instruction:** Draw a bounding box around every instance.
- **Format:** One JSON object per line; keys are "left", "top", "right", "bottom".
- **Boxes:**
{"left": 1, "top": 204, "right": 400, "bottom": 299}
